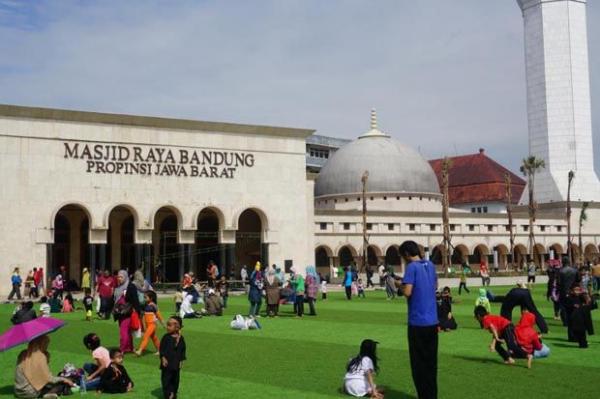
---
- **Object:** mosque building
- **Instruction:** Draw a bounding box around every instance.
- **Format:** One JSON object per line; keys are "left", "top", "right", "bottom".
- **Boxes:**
{"left": 0, "top": 0, "right": 599, "bottom": 293}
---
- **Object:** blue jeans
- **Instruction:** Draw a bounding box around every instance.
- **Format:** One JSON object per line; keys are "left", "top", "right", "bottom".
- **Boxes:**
{"left": 533, "top": 344, "right": 550, "bottom": 358}
{"left": 249, "top": 300, "right": 261, "bottom": 316}
{"left": 83, "top": 363, "right": 102, "bottom": 390}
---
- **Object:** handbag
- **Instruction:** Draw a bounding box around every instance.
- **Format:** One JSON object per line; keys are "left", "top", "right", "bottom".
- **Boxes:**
{"left": 112, "top": 301, "right": 133, "bottom": 320}
{"left": 130, "top": 310, "right": 141, "bottom": 330}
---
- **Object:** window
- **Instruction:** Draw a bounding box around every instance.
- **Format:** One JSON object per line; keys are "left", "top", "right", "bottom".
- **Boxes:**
{"left": 468, "top": 224, "right": 475, "bottom": 232}
{"left": 383, "top": 196, "right": 387, "bottom": 200}
{"left": 477, "top": 207, "right": 482, "bottom": 213}
{"left": 429, "top": 224, "right": 436, "bottom": 231}
{"left": 471, "top": 207, "right": 476, "bottom": 213}
{"left": 483, "top": 206, "right": 488, "bottom": 213}
{"left": 450, "top": 224, "right": 456, "bottom": 232}
{"left": 388, "top": 223, "right": 394, "bottom": 231}
{"left": 487, "top": 225, "right": 493, "bottom": 232}
{"left": 396, "top": 196, "right": 400, "bottom": 200}
{"left": 319, "top": 222, "right": 327, "bottom": 230}
{"left": 334, "top": 199, "right": 337, "bottom": 203}
{"left": 409, "top": 196, "right": 413, "bottom": 200}
{"left": 540, "top": 225, "right": 546, "bottom": 232}
{"left": 556, "top": 226, "right": 563, "bottom": 232}
{"left": 357, "top": 197, "right": 360, "bottom": 201}
{"left": 505, "top": 225, "right": 511, "bottom": 232}
{"left": 343, "top": 223, "right": 350, "bottom": 231}
{"left": 344, "top": 198, "right": 348, "bottom": 202}
{"left": 370, "top": 197, "right": 374, "bottom": 201}
{"left": 523, "top": 225, "right": 529, "bottom": 232}
{"left": 309, "top": 148, "right": 329, "bottom": 159}
{"left": 409, "top": 224, "right": 416, "bottom": 231}
{"left": 366, "top": 223, "right": 373, "bottom": 230}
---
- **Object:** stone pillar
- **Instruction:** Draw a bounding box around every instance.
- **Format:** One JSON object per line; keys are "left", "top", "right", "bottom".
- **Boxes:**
{"left": 261, "top": 243, "right": 269, "bottom": 267}
{"left": 225, "top": 244, "right": 236, "bottom": 277}
{"left": 219, "top": 244, "right": 226, "bottom": 276}
{"left": 89, "top": 244, "right": 96, "bottom": 285}
{"left": 178, "top": 244, "right": 185, "bottom": 281}
{"left": 144, "top": 244, "right": 152, "bottom": 282}
{"left": 46, "top": 244, "right": 53, "bottom": 284}
{"left": 135, "top": 244, "right": 142, "bottom": 270}
{"left": 110, "top": 218, "right": 122, "bottom": 270}
{"left": 493, "top": 249, "right": 499, "bottom": 271}
{"left": 549, "top": 249, "right": 555, "bottom": 260}
{"left": 188, "top": 245, "right": 194, "bottom": 274}
{"left": 424, "top": 247, "right": 430, "bottom": 261}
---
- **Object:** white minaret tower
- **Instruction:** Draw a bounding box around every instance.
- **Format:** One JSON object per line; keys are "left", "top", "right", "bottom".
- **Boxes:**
{"left": 517, "top": 0, "right": 600, "bottom": 203}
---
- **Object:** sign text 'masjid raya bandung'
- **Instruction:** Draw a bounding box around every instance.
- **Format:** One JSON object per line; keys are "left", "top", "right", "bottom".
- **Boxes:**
{"left": 63, "top": 142, "right": 255, "bottom": 179}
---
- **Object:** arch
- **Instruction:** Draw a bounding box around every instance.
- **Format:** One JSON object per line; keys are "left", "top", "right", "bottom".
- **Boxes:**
{"left": 533, "top": 243, "right": 546, "bottom": 266}
{"left": 315, "top": 246, "right": 332, "bottom": 268}
{"left": 51, "top": 202, "right": 93, "bottom": 228}
{"left": 149, "top": 204, "right": 184, "bottom": 230}
{"left": 451, "top": 244, "right": 469, "bottom": 265}
{"left": 51, "top": 203, "right": 91, "bottom": 282}
{"left": 472, "top": 244, "right": 490, "bottom": 264}
{"left": 338, "top": 245, "right": 357, "bottom": 267}
{"left": 315, "top": 244, "right": 334, "bottom": 257}
{"left": 103, "top": 203, "right": 140, "bottom": 230}
{"left": 367, "top": 245, "right": 380, "bottom": 266}
{"left": 494, "top": 244, "right": 509, "bottom": 270}
{"left": 232, "top": 206, "right": 269, "bottom": 231}
{"left": 194, "top": 208, "right": 222, "bottom": 278}
{"left": 382, "top": 244, "right": 399, "bottom": 255}
{"left": 430, "top": 244, "right": 445, "bottom": 266}
{"left": 236, "top": 209, "right": 264, "bottom": 268}
{"left": 153, "top": 207, "right": 181, "bottom": 283}
{"left": 107, "top": 206, "right": 136, "bottom": 272}
{"left": 513, "top": 244, "right": 528, "bottom": 269}
{"left": 584, "top": 243, "right": 599, "bottom": 263}
{"left": 549, "top": 243, "right": 564, "bottom": 259}
{"left": 192, "top": 206, "right": 226, "bottom": 230}
{"left": 362, "top": 244, "right": 382, "bottom": 258}
{"left": 385, "top": 245, "right": 401, "bottom": 266}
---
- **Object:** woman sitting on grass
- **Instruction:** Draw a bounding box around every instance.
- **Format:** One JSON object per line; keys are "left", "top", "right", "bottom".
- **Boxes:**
{"left": 343, "top": 339, "right": 384, "bottom": 398}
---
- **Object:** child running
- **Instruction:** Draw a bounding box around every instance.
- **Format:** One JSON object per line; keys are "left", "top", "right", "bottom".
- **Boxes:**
{"left": 343, "top": 339, "right": 384, "bottom": 398}
{"left": 160, "top": 316, "right": 187, "bottom": 399}
{"left": 135, "top": 290, "right": 165, "bottom": 356}
{"left": 83, "top": 288, "right": 94, "bottom": 321}
{"left": 357, "top": 279, "right": 366, "bottom": 298}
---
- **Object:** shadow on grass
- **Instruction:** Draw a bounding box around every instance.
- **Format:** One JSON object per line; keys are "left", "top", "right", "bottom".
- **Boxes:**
{"left": 151, "top": 387, "right": 162, "bottom": 398}
{"left": 0, "top": 386, "right": 13, "bottom": 395}
{"left": 551, "top": 343, "right": 581, "bottom": 348}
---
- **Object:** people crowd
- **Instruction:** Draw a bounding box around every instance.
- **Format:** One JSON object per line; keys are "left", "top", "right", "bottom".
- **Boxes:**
{"left": 5, "top": 249, "right": 598, "bottom": 399}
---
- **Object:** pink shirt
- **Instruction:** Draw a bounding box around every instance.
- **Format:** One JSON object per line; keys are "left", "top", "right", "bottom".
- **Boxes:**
{"left": 93, "top": 346, "right": 111, "bottom": 368}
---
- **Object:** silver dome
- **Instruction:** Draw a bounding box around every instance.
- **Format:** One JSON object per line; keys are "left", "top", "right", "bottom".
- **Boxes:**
{"left": 314, "top": 122, "right": 440, "bottom": 197}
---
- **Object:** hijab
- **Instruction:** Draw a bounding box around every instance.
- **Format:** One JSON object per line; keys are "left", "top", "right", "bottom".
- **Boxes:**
{"left": 132, "top": 270, "right": 145, "bottom": 291}
{"left": 306, "top": 265, "right": 320, "bottom": 284}
{"left": 266, "top": 265, "right": 276, "bottom": 285}
{"left": 113, "top": 270, "right": 129, "bottom": 300}
{"left": 19, "top": 335, "right": 53, "bottom": 391}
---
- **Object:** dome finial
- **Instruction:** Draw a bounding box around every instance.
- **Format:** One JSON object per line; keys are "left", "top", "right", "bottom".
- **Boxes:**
{"left": 370, "top": 108, "right": 377, "bottom": 130}
{"left": 359, "top": 108, "right": 389, "bottom": 139}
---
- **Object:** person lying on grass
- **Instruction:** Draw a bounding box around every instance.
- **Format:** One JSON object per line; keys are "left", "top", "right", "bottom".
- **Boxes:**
{"left": 514, "top": 311, "right": 550, "bottom": 368}
{"left": 343, "top": 339, "right": 384, "bottom": 398}
{"left": 474, "top": 305, "right": 527, "bottom": 365}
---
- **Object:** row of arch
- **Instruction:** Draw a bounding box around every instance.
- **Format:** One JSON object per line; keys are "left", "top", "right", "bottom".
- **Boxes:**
{"left": 51, "top": 203, "right": 269, "bottom": 283}
{"left": 315, "top": 242, "right": 600, "bottom": 269}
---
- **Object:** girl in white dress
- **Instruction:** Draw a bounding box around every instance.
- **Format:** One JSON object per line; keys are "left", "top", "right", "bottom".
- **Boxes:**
{"left": 343, "top": 339, "right": 384, "bottom": 398}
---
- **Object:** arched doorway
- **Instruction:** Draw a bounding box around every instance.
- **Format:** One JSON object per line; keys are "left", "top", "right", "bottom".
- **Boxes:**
{"left": 513, "top": 244, "right": 527, "bottom": 270}
{"left": 107, "top": 206, "right": 136, "bottom": 273}
{"left": 452, "top": 244, "right": 469, "bottom": 265}
{"left": 195, "top": 208, "right": 220, "bottom": 279}
{"left": 153, "top": 207, "right": 180, "bottom": 283}
{"left": 472, "top": 244, "right": 490, "bottom": 265}
{"left": 367, "top": 245, "right": 381, "bottom": 267}
{"left": 549, "top": 243, "right": 563, "bottom": 260}
{"left": 338, "top": 246, "right": 356, "bottom": 268}
{"left": 495, "top": 244, "right": 509, "bottom": 270}
{"left": 51, "top": 204, "right": 90, "bottom": 284}
{"left": 584, "top": 244, "right": 599, "bottom": 264}
{"left": 533, "top": 243, "right": 546, "bottom": 267}
{"left": 385, "top": 246, "right": 401, "bottom": 266}
{"left": 236, "top": 209, "right": 263, "bottom": 268}
{"left": 315, "top": 246, "right": 331, "bottom": 268}
{"left": 430, "top": 245, "right": 444, "bottom": 267}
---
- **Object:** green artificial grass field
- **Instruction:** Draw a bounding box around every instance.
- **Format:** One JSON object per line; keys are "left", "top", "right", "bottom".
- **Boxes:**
{"left": 0, "top": 286, "right": 598, "bottom": 398}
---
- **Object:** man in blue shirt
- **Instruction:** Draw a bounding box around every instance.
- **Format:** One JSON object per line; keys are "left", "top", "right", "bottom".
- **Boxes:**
{"left": 400, "top": 240, "right": 438, "bottom": 399}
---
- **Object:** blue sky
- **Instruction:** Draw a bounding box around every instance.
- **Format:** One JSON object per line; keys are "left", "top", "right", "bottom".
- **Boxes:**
{"left": 1, "top": 0, "right": 599, "bottom": 174}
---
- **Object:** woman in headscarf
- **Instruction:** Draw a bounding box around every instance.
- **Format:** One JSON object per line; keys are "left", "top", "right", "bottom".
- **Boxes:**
{"left": 113, "top": 270, "right": 141, "bottom": 354}
{"left": 305, "top": 266, "right": 320, "bottom": 316}
{"left": 248, "top": 262, "right": 263, "bottom": 317}
{"left": 81, "top": 267, "right": 91, "bottom": 293}
{"left": 264, "top": 264, "right": 281, "bottom": 317}
{"left": 14, "top": 335, "right": 74, "bottom": 398}
{"left": 291, "top": 266, "right": 305, "bottom": 317}
{"left": 132, "top": 269, "right": 152, "bottom": 305}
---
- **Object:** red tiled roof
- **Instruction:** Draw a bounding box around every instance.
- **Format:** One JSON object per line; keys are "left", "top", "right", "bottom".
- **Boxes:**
{"left": 428, "top": 149, "right": 525, "bottom": 205}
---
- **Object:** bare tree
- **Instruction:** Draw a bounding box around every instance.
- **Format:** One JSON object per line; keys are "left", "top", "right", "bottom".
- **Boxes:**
{"left": 520, "top": 156, "right": 545, "bottom": 266}
{"left": 441, "top": 158, "right": 453, "bottom": 276}
{"left": 504, "top": 173, "right": 515, "bottom": 271}
{"left": 566, "top": 170, "right": 575, "bottom": 266}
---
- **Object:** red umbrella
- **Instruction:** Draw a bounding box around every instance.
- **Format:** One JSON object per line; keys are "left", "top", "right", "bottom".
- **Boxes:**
{"left": 0, "top": 317, "right": 66, "bottom": 352}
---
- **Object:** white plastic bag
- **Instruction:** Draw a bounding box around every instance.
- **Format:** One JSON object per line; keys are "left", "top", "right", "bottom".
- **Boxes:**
{"left": 230, "top": 314, "right": 248, "bottom": 330}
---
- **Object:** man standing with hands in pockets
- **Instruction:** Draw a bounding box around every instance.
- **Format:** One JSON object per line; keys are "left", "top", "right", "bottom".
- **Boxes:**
{"left": 399, "top": 240, "right": 438, "bottom": 399}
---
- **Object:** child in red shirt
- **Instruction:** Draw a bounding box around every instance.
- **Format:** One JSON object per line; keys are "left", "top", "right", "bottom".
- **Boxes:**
{"left": 475, "top": 306, "right": 526, "bottom": 365}
{"left": 515, "top": 311, "right": 550, "bottom": 368}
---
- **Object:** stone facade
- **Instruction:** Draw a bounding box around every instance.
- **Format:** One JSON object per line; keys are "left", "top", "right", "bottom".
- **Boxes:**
{"left": 0, "top": 105, "right": 314, "bottom": 294}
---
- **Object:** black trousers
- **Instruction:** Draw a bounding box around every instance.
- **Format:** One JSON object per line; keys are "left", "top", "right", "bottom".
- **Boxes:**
{"left": 345, "top": 286, "right": 352, "bottom": 300}
{"left": 295, "top": 295, "right": 304, "bottom": 316}
{"left": 493, "top": 325, "right": 527, "bottom": 361}
{"left": 306, "top": 297, "right": 317, "bottom": 315}
{"left": 408, "top": 325, "right": 438, "bottom": 399}
{"left": 161, "top": 368, "right": 180, "bottom": 399}
{"left": 458, "top": 282, "right": 469, "bottom": 295}
{"left": 500, "top": 291, "right": 548, "bottom": 333}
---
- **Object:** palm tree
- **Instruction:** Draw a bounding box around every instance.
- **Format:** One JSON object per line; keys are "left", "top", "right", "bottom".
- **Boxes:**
{"left": 504, "top": 173, "right": 515, "bottom": 271}
{"left": 566, "top": 170, "right": 575, "bottom": 265}
{"left": 520, "top": 156, "right": 545, "bottom": 266}
{"left": 578, "top": 202, "right": 589, "bottom": 266}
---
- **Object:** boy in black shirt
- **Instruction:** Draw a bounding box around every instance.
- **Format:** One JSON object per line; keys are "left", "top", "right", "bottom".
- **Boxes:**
{"left": 160, "top": 316, "right": 186, "bottom": 399}
{"left": 83, "top": 288, "right": 94, "bottom": 321}
{"left": 99, "top": 348, "right": 134, "bottom": 394}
